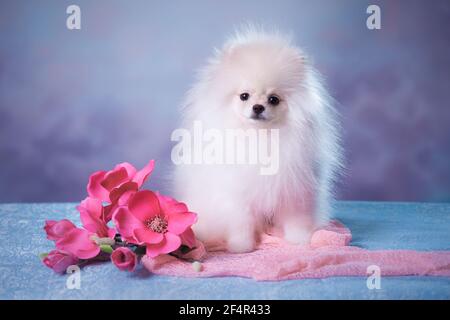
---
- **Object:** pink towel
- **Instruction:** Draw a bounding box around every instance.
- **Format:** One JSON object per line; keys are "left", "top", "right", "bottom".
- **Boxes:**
{"left": 142, "top": 221, "right": 450, "bottom": 281}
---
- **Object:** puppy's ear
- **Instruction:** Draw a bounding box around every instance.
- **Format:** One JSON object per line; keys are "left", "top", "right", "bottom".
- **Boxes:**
{"left": 299, "top": 51, "right": 308, "bottom": 65}
{"left": 219, "top": 44, "right": 240, "bottom": 64}
{"left": 289, "top": 46, "right": 308, "bottom": 64}
{"left": 287, "top": 48, "right": 309, "bottom": 74}
{"left": 216, "top": 44, "right": 254, "bottom": 73}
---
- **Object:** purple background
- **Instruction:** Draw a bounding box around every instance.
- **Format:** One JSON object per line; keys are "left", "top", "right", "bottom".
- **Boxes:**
{"left": 1, "top": 0, "right": 450, "bottom": 203}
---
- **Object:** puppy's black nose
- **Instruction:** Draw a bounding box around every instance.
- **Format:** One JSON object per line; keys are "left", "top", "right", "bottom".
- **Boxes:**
{"left": 252, "top": 104, "right": 265, "bottom": 115}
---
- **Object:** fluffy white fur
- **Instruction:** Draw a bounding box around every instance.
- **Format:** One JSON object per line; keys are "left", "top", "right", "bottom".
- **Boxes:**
{"left": 173, "top": 28, "right": 342, "bottom": 253}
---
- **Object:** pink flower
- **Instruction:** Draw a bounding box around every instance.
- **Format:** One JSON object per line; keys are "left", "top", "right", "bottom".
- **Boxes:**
{"left": 43, "top": 250, "right": 79, "bottom": 273}
{"left": 113, "top": 190, "right": 197, "bottom": 258}
{"left": 55, "top": 227, "right": 100, "bottom": 259}
{"left": 87, "top": 160, "right": 154, "bottom": 205}
{"left": 158, "top": 193, "right": 197, "bottom": 248}
{"left": 179, "top": 227, "right": 197, "bottom": 248}
{"left": 77, "top": 197, "right": 116, "bottom": 239}
{"left": 44, "top": 219, "right": 76, "bottom": 241}
{"left": 111, "top": 247, "right": 137, "bottom": 272}
{"left": 173, "top": 239, "right": 207, "bottom": 261}
{"left": 183, "top": 240, "right": 206, "bottom": 261}
{"left": 44, "top": 199, "right": 114, "bottom": 260}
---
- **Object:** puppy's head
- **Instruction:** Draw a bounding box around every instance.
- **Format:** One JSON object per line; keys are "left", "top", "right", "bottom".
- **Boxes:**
{"left": 211, "top": 32, "right": 306, "bottom": 125}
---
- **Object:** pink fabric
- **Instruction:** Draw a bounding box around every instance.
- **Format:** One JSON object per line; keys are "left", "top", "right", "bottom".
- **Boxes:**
{"left": 142, "top": 220, "right": 450, "bottom": 281}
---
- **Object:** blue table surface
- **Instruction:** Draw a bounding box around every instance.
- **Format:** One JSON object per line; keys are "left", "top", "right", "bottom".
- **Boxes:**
{"left": 0, "top": 201, "right": 449, "bottom": 300}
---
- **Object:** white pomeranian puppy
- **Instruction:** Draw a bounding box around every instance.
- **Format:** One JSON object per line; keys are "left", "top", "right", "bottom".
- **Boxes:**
{"left": 173, "top": 28, "right": 342, "bottom": 253}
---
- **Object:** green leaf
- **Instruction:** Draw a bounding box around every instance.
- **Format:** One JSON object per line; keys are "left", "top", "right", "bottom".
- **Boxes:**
{"left": 100, "top": 244, "right": 113, "bottom": 254}
{"left": 39, "top": 253, "right": 48, "bottom": 260}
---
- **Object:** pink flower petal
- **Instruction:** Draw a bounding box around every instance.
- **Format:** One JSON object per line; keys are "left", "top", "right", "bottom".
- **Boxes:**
{"left": 167, "top": 211, "right": 197, "bottom": 235}
{"left": 102, "top": 226, "right": 117, "bottom": 239}
{"left": 116, "top": 190, "right": 136, "bottom": 206}
{"left": 133, "top": 228, "right": 164, "bottom": 245}
{"left": 173, "top": 240, "right": 207, "bottom": 261}
{"left": 56, "top": 228, "right": 99, "bottom": 259}
{"left": 145, "top": 233, "right": 181, "bottom": 258}
{"left": 79, "top": 217, "right": 106, "bottom": 236}
{"left": 132, "top": 160, "right": 155, "bottom": 188}
{"left": 107, "top": 228, "right": 117, "bottom": 239}
{"left": 43, "top": 250, "right": 79, "bottom": 273}
{"left": 157, "top": 193, "right": 188, "bottom": 214}
{"left": 109, "top": 181, "right": 138, "bottom": 204}
{"left": 76, "top": 248, "right": 101, "bottom": 260}
{"left": 186, "top": 240, "right": 206, "bottom": 261}
{"left": 112, "top": 207, "right": 143, "bottom": 243}
{"left": 77, "top": 197, "right": 112, "bottom": 238}
{"left": 180, "top": 227, "right": 196, "bottom": 248}
{"left": 78, "top": 197, "right": 103, "bottom": 220}
{"left": 87, "top": 171, "right": 109, "bottom": 201}
{"left": 103, "top": 204, "right": 115, "bottom": 223}
{"left": 44, "top": 219, "right": 76, "bottom": 241}
{"left": 128, "top": 190, "right": 161, "bottom": 222}
{"left": 101, "top": 167, "right": 129, "bottom": 191}
{"left": 115, "top": 162, "right": 137, "bottom": 178}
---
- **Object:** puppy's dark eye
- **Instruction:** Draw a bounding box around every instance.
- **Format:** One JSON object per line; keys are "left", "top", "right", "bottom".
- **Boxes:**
{"left": 240, "top": 93, "right": 250, "bottom": 101}
{"left": 268, "top": 95, "right": 280, "bottom": 106}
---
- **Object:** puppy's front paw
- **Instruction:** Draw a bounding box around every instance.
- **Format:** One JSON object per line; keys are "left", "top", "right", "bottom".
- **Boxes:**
{"left": 227, "top": 234, "right": 255, "bottom": 253}
{"left": 283, "top": 227, "right": 312, "bottom": 245}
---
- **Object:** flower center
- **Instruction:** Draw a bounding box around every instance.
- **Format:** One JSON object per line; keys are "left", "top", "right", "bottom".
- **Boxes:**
{"left": 145, "top": 216, "right": 168, "bottom": 233}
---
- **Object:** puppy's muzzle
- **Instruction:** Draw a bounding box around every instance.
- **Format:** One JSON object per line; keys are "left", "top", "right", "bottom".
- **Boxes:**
{"left": 252, "top": 104, "right": 265, "bottom": 115}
